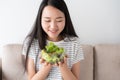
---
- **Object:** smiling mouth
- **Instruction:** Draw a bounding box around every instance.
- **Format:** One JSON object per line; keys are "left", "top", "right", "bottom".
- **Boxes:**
{"left": 49, "top": 30, "right": 58, "bottom": 33}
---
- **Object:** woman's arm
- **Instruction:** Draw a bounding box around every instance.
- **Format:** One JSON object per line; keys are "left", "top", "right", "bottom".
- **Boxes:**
{"left": 58, "top": 57, "right": 80, "bottom": 80}
{"left": 27, "top": 58, "right": 52, "bottom": 80}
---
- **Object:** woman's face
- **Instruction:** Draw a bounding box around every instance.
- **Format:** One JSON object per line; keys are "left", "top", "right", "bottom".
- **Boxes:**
{"left": 41, "top": 5, "right": 65, "bottom": 41}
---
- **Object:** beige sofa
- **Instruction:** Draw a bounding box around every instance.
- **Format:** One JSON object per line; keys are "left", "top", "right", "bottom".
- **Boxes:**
{"left": 0, "top": 58, "right": 2, "bottom": 79}
{"left": 2, "top": 44, "right": 120, "bottom": 80}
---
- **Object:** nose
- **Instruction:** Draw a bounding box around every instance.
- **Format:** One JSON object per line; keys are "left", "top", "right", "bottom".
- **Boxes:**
{"left": 50, "top": 21, "right": 57, "bottom": 29}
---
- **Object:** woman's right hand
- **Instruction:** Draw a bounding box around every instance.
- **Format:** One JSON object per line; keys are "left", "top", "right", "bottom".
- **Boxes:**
{"left": 27, "top": 57, "right": 52, "bottom": 80}
{"left": 39, "top": 54, "right": 53, "bottom": 70}
{"left": 28, "top": 57, "right": 52, "bottom": 80}
{"left": 40, "top": 58, "right": 52, "bottom": 67}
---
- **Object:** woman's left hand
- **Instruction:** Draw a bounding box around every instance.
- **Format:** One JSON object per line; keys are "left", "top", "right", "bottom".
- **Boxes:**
{"left": 54, "top": 55, "right": 68, "bottom": 68}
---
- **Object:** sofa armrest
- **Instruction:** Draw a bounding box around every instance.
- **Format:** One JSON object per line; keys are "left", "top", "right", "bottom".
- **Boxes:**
{"left": 2, "top": 44, "right": 27, "bottom": 80}
{"left": 0, "top": 58, "right": 2, "bottom": 80}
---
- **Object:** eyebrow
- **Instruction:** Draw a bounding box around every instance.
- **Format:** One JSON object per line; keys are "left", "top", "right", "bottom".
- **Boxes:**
{"left": 56, "top": 17, "right": 64, "bottom": 19}
{"left": 43, "top": 17, "right": 64, "bottom": 19}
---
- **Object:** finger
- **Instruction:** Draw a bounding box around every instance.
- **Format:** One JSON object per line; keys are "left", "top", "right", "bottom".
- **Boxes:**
{"left": 52, "top": 62, "right": 57, "bottom": 66}
{"left": 40, "top": 58, "right": 45, "bottom": 63}
{"left": 65, "top": 54, "right": 68, "bottom": 58}
{"left": 64, "top": 57, "right": 67, "bottom": 63}
{"left": 44, "top": 62, "right": 48, "bottom": 66}
{"left": 54, "top": 63, "right": 58, "bottom": 66}
{"left": 40, "top": 58, "right": 42, "bottom": 62}
{"left": 58, "top": 61, "right": 62, "bottom": 66}
{"left": 38, "top": 54, "right": 42, "bottom": 59}
{"left": 48, "top": 63, "right": 52, "bottom": 66}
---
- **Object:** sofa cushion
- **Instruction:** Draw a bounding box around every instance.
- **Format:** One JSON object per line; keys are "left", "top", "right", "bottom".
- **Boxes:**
{"left": 94, "top": 44, "right": 120, "bottom": 80}
{"left": 2, "top": 44, "right": 27, "bottom": 80}
{"left": 2, "top": 44, "right": 93, "bottom": 80}
{"left": 80, "top": 45, "right": 93, "bottom": 80}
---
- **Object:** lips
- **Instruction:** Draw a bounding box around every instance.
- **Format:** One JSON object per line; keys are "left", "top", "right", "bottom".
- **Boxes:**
{"left": 49, "top": 30, "right": 58, "bottom": 34}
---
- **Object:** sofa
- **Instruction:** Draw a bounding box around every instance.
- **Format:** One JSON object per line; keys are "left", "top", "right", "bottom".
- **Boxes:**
{"left": 0, "top": 58, "right": 2, "bottom": 80}
{"left": 1, "top": 44, "right": 120, "bottom": 80}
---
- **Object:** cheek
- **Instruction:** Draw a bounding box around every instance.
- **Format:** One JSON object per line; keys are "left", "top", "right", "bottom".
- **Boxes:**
{"left": 41, "top": 22, "right": 49, "bottom": 30}
{"left": 42, "top": 20, "right": 48, "bottom": 26}
{"left": 58, "top": 22, "right": 65, "bottom": 30}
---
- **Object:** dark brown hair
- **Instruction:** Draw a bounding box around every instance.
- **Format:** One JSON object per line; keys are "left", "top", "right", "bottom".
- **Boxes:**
{"left": 23, "top": 0, "right": 78, "bottom": 70}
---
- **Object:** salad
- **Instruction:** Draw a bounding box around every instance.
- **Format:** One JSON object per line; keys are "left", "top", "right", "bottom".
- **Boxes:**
{"left": 41, "top": 42, "right": 65, "bottom": 64}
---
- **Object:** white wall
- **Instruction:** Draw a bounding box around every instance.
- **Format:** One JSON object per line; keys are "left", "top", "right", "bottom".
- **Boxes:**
{"left": 0, "top": 0, "right": 120, "bottom": 57}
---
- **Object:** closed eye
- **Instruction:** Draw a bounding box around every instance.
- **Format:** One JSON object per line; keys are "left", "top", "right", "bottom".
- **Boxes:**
{"left": 44, "top": 20, "right": 51, "bottom": 22}
{"left": 57, "top": 20, "right": 63, "bottom": 22}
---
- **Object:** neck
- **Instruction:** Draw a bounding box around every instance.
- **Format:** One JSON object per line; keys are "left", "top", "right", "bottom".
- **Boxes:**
{"left": 47, "top": 36, "right": 64, "bottom": 42}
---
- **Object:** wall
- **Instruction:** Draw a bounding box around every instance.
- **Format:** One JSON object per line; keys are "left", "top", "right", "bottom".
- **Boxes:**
{"left": 0, "top": 0, "right": 120, "bottom": 57}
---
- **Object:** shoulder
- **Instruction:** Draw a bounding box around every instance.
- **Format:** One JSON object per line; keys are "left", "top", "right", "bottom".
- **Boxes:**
{"left": 23, "top": 37, "right": 38, "bottom": 47}
{"left": 63, "top": 37, "right": 81, "bottom": 50}
{"left": 64, "top": 36, "right": 80, "bottom": 44}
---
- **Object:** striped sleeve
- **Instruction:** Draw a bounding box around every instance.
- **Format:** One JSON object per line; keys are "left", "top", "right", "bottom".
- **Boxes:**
{"left": 22, "top": 37, "right": 36, "bottom": 59}
{"left": 22, "top": 37, "right": 30, "bottom": 55}
{"left": 72, "top": 39, "right": 84, "bottom": 65}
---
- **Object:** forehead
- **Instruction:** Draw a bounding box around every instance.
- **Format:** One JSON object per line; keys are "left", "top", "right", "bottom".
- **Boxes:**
{"left": 42, "top": 5, "right": 65, "bottom": 18}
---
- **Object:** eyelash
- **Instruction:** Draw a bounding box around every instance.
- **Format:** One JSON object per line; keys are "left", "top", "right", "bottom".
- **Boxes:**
{"left": 57, "top": 20, "right": 62, "bottom": 22}
{"left": 45, "top": 20, "right": 50, "bottom": 22}
{"left": 44, "top": 20, "right": 63, "bottom": 22}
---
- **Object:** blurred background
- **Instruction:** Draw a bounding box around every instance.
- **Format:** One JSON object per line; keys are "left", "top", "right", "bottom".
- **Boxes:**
{"left": 0, "top": 0, "right": 120, "bottom": 57}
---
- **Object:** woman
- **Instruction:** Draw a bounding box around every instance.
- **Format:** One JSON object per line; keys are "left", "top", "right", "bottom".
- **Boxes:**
{"left": 22, "top": 0, "right": 84, "bottom": 80}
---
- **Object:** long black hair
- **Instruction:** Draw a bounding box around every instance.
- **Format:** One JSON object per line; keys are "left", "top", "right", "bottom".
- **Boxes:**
{"left": 23, "top": 0, "right": 78, "bottom": 70}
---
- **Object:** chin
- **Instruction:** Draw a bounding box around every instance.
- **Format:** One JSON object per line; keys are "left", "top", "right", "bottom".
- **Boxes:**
{"left": 50, "top": 35, "right": 58, "bottom": 38}
{"left": 48, "top": 36, "right": 58, "bottom": 40}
